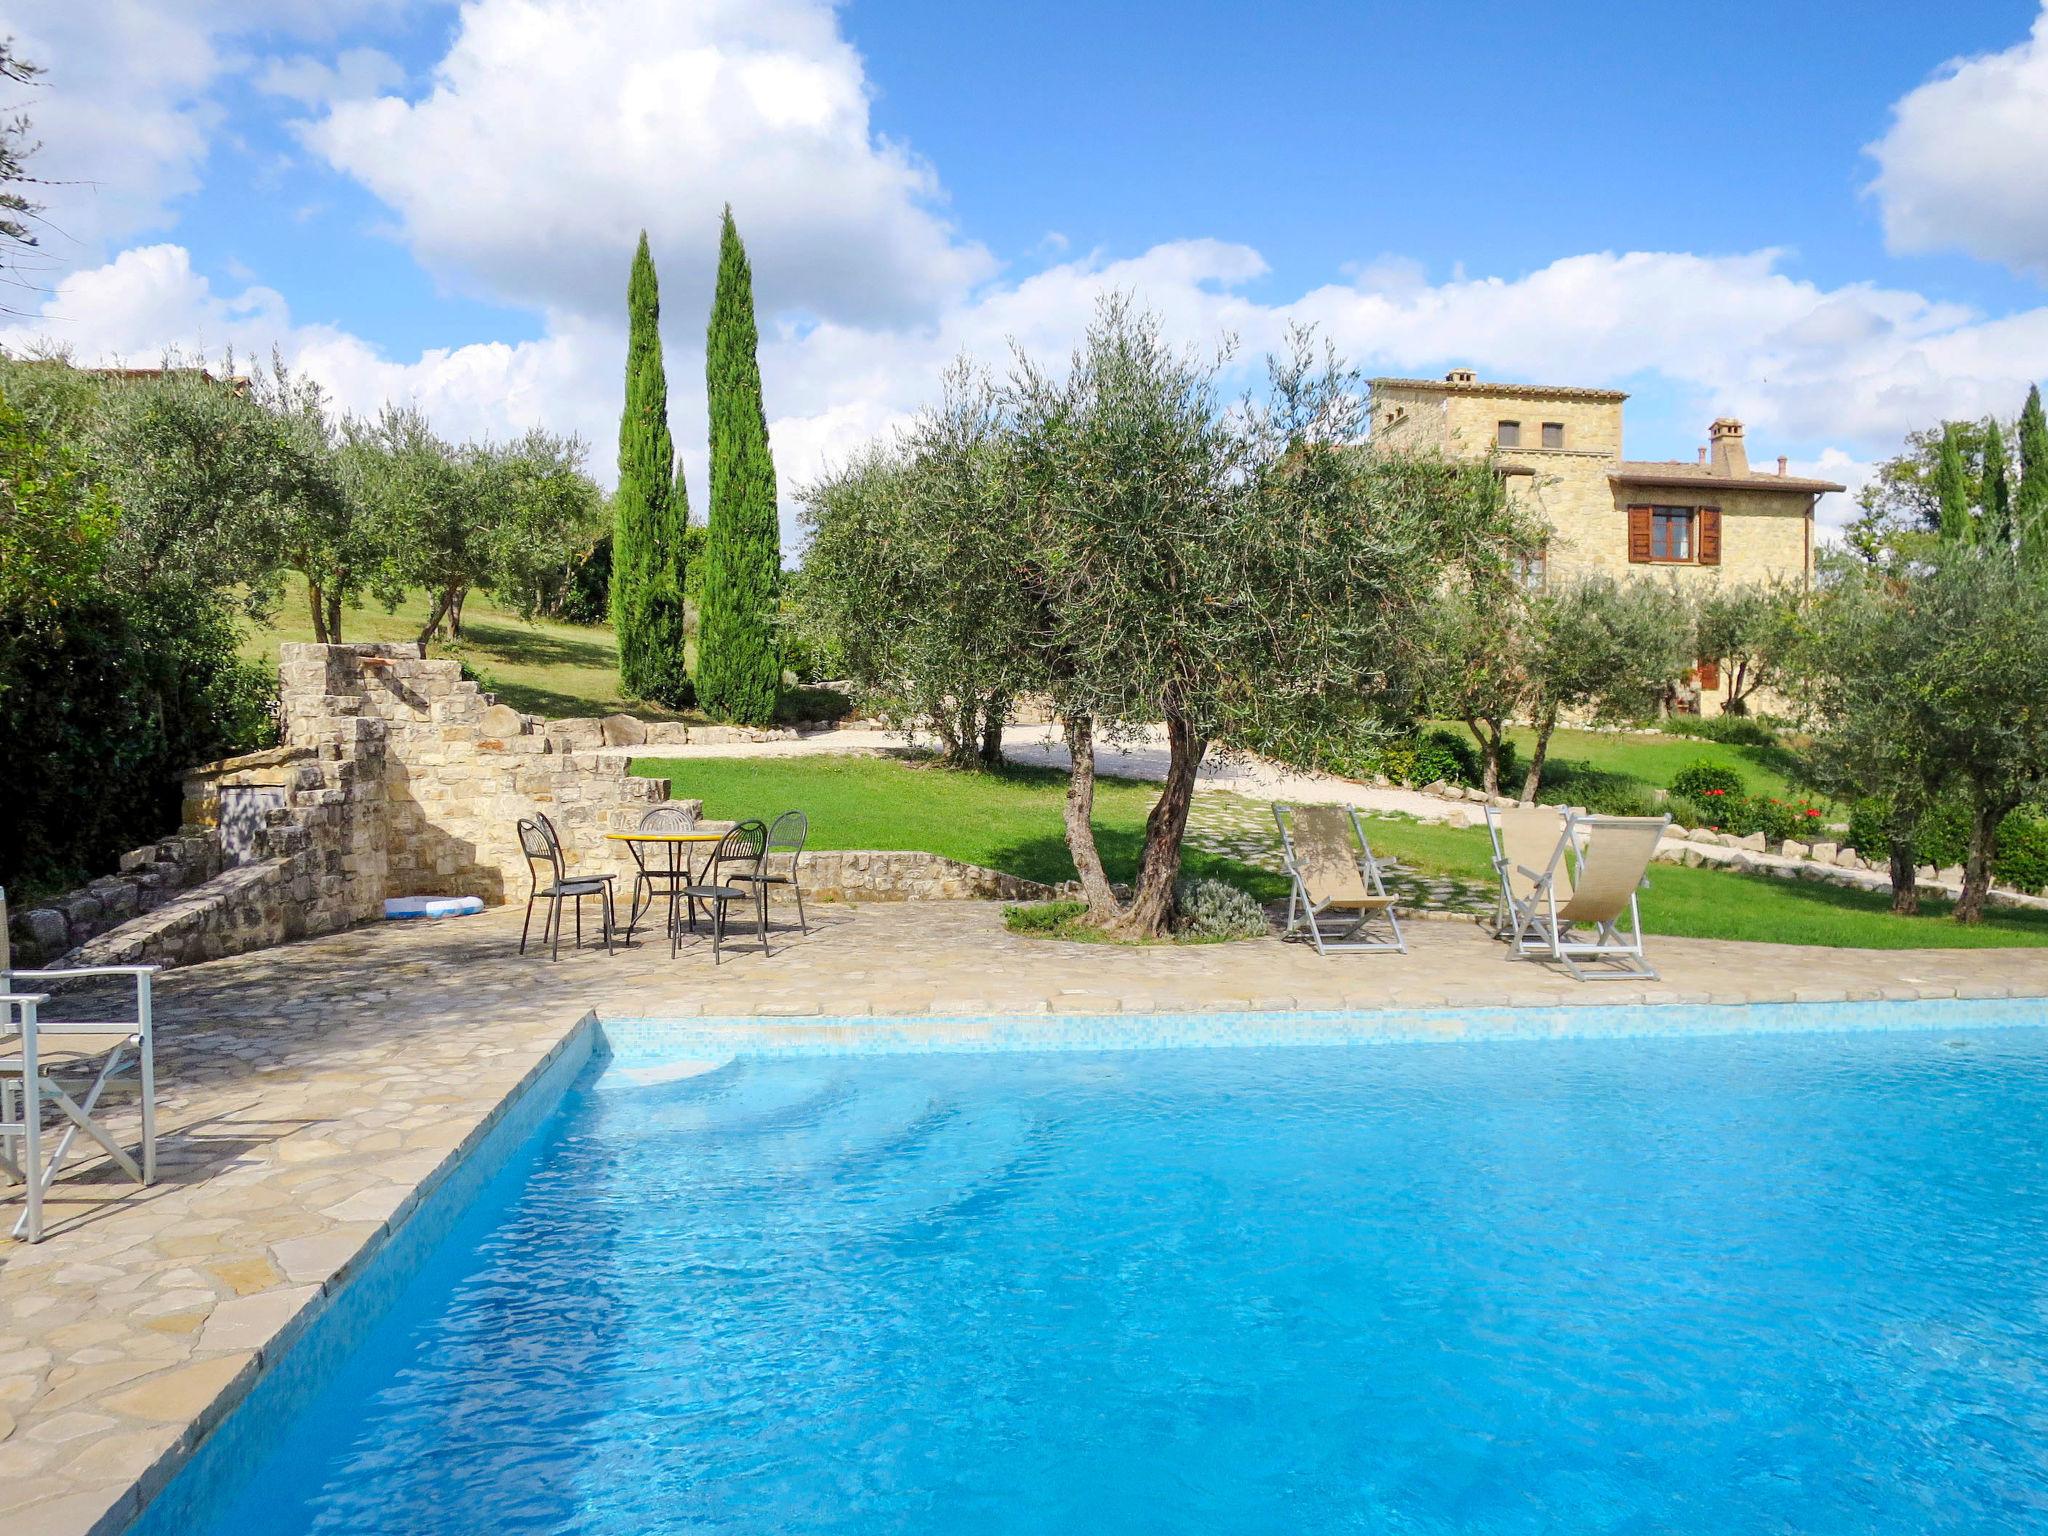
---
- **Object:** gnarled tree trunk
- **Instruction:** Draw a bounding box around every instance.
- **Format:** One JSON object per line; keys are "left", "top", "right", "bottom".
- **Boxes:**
{"left": 1060, "top": 712, "right": 1118, "bottom": 918}
{"left": 306, "top": 580, "right": 331, "bottom": 645}
{"left": 1955, "top": 797, "right": 2011, "bottom": 925}
{"left": 1888, "top": 838, "right": 1920, "bottom": 916}
{"left": 1115, "top": 709, "right": 1207, "bottom": 939}
{"left": 979, "top": 695, "right": 1007, "bottom": 769}
{"left": 1466, "top": 716, "right": 1504, "bottom": 795}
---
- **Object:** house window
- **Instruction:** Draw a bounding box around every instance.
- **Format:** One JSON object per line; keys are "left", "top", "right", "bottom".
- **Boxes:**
{"left": 1515, "top": 545, "right": 1547, "bottom": 591}
{"left": 1628, "top": 504, "right": 1722, "bottom": 566}
{"left": 1496, "top": 420, "right": 1520, "bottom": 448}
{"left": 1651, "top": 507, "right": 1693, "bottom": 561}
{"left": 1541, "top": 422, "right": 1564, "bottom": 449}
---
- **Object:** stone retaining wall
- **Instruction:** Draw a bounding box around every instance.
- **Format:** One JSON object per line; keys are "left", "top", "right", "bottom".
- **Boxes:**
{"left": 799, "top": 850, "right": 1070, "bottom": 904}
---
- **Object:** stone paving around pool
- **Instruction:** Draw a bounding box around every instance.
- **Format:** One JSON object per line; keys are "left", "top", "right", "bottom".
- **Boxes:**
{"left": 6, "top": 900, "right": 2048, "bottom": 1535}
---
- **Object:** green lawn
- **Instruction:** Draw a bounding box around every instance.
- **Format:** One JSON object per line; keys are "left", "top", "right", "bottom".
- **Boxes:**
{"left": 637, "top": 753, "right": 1291, "bottom": 901}
{"left": 1481, "top": 722, "right": 1809, "bottom": 802}
{"left": 639, "top": 752, "right": 2048, "bottom": 949}
{"left": 242, "top": 575, "right": 696, "bottom": 720}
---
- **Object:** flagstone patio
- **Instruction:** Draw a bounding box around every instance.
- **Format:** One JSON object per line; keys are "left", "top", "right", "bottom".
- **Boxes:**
{"left": 6, "top": 900, "right": 2048, "bottom": 1535}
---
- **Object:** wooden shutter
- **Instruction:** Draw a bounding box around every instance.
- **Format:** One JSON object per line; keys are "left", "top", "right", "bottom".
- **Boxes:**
{"left": 1627, "top": 505, "right": 1653, "bottom": 563}
{"left": 1697, "top": 506, "right": 1722, "bottom": 565}
{"left": 1697, "top": 658, "right": 1721, "bottom": 690}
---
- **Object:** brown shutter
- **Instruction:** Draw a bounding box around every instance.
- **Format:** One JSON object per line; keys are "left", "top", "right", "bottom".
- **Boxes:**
{"left": 1627, "top": 505, "right": 1652, "bottom": 563}
{"left": 1697, "top": 506, "right": 1721, "bottom": 565}
{"left": 1697, "top": 658, "right": 1721, "bottom": 690}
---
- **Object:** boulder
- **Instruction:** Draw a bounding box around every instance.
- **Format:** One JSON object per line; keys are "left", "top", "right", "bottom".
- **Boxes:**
{"left": 601, "top": 713, "right": 649, "bottom": 747}
{"left": 547, "top": 717, "right": 605, "bottom": 751}
{"left": 1780, "top": 839, "right": 1810, "bottom": 862}
{"left": 478, "top": 703, "right": 526, "bottom": 739}
{"left": 1807, "top": 840, "right": 1839, "bottom": 864}
{"left": 23, "top": 907, "right": 68, "bottom": 953}
{"left": 1736, "top": 831, "right": 1768, "bottom": 852}
{"left": 1834, "top": 847, "right": 1865, "bottom": 870}
{"left": 642, "top": 721, "right": 692, "bottom": 745}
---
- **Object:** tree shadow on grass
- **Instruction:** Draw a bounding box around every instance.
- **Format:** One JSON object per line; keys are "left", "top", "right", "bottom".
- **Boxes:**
{"left": 982, "top": 826, "right": 1289, "bottom": 902}
{"left": 451, "top": 618, "right": 616, "bottom": 671}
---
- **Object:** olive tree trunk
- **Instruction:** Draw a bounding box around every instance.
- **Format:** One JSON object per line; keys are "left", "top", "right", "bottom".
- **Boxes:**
{"left": 1888, "top": 838, "right": 1920, "bottom": 916}
{"left": 1955, "top": 796, "right": 2013, "bottom": 925}
{"left": 1465, "top": 716, "right": 1505, "bottom": 795}
{"left": 1060, "top": 712, "right": 1119, "bottom": 916}
{"left": 1113, "top": 710, "right": 1207, "bottom": 939}
{"left": 1519, "top": 702, "right": 1560, "bottom": 803}
{"left": 306, "top": 580, "right": 331, "bottom": 645}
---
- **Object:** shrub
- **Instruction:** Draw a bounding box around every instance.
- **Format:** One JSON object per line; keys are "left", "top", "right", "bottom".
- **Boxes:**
{"left": 0, "top": 585, "right": 278, "bottom": 895}
{"left": 775, "top": 684, "right": 853, "bottom": 726}
{"left": 1679, "top": 790, "right": 1826, "bottom": 843}
{"left": 1410, "top": 727, "right": 1479, "bottom": 787}
{"left": 1847, "top": 797, "right": 2048, "bottom": 890}
{"left": 1669, "top": 758, "right": 1747, "bottom": 801}
{"left": 1003, "top": 900, "right": 1089, "bottom": 934}
{"left": 1172, "top": 877, "right": 1270, "bottom": 941}
{"left": 1538, "top": 763, "right": 1664, "bottom": 817}
{"left": 1994, "top": 810, "right": 2048, "bottom": 893}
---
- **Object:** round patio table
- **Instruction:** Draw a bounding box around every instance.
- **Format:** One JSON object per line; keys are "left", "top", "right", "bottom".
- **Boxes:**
{"left": 606, "top": 830, "right": 727, "bottom": 944}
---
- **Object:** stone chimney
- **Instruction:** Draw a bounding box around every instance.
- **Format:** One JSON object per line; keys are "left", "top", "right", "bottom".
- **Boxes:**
{"left": 1445, "top": 368, "right": 1476, "bottom": 384}
{"left": 1708, "top": 418, "right": 1748, "bottom": 477}
{"left": 1777, "top": 455, "right": 1788, "bottom": 476}
{"left": 1696, "top": 446, "right": 1707, "bottom": 465}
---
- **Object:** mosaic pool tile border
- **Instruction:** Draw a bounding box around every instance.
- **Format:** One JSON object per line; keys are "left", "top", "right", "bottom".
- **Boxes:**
{"left": 601, "top": 994, "right": 2048, "bottom": 1065}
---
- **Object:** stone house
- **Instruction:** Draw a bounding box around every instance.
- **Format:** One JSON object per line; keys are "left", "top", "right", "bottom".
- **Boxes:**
{"left": 1369, "top": 368, "right": 1843, "bottom": 709}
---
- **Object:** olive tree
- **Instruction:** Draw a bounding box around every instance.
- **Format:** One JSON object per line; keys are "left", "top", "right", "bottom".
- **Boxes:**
{"left": 1787, "top": 546, "right": 2048, "bottom": 921}
{"left": 1512, "top": 577, "right": 1690, "bottom": 801}
{"left": 1692, "top": 578, "right": 1796, "bottom": 717}
{"left": 797, "top": 364, "right": 1036, "bottom": 769}
{"left": 1014, "top": 302, "right": 1519, "bottom": 936}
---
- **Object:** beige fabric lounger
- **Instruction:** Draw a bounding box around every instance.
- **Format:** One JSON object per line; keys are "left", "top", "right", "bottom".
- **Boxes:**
{"left": 1494, "top": 810, "right": 1670, "bottom": 980}
{"left": 1273, "top": 804, "right": 1406, "bottom": 956}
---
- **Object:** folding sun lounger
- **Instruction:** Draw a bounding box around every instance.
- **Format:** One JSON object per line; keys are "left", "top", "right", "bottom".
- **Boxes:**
{"left": 1273, "top": 803, "right": 1406, "bottom": 956}
{"left": 1492, "top": 809, "right": 1671, "bottom": 981}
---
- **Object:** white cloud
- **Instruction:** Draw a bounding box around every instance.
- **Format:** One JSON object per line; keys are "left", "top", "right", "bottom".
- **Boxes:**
{"left": 296, "top": 0, "right": 995, "bottom": 328}
{"left": 19, "top": 238, "right": 2048, "bottom": 553}
{"left": 5, "top": 1, "right": 403, "bottom": 265}
{"left": 1866, "top": 6, "right": 2048, "bottom": 276}
{"left": 256, "top": 48, "right": 405, "bottom": 109}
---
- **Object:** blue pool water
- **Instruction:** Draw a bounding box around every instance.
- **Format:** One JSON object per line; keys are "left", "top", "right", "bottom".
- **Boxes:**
{"left": 167, "top": 1021, "right": 2048, "bottom": 1533}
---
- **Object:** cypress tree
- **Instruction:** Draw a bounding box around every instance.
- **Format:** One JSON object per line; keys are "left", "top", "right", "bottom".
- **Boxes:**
{"left": 2018, "top": 384, "right": 2048, "bottom": 568}
{"left": 1981, "top": 417, "right": 2012, "bottom": 551}
{"left": 1932, "top": 424, "right": 1971, "bottom": 543}
{"left": 697, "top": 205, "right": 782, "bottom": 725}
{"left": 612, "top": 231, "right": 690, "bottom": 704}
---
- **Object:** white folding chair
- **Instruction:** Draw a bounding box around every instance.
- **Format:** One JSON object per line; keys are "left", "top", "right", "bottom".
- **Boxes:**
{"left": 0, "top": 992, "right": 49, "bottom": 1242}
{"left": 1273, "top": 803, "right": 1407, "bottom": 955}
{"left": 0, "top": 887, "right": 158, "bottom": 1240}
{"left": 1495, "top": 812, "right": 1670, "bottom": 981}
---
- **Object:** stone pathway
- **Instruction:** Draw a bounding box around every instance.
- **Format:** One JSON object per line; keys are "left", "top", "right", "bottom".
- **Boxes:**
{"left": 8, "top": 902, "right": 2048, "bottom": 1535}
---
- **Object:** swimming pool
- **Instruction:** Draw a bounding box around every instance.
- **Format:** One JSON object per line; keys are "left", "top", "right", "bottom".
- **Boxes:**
{"left": 144, "top": 1009, "right": 2048, "bottom": 1533}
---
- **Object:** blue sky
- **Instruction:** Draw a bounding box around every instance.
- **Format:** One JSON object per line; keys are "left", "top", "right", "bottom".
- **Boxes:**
{"left": 11, "top": 0, "right": 2048, "bottom": 541}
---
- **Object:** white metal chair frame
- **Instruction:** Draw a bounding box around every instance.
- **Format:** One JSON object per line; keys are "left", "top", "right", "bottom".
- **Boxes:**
{"left": 1273, "top": 803, "right": 1407, "bottom": 956}
{"left": 1494, "top": 810, "right": 1670, "bottom": 981}
{"left": 0, "top": 966, "right": 158, "bottom": 1242}
{"left": 1484, "top": 804, "right": 1566, "bottom": 944}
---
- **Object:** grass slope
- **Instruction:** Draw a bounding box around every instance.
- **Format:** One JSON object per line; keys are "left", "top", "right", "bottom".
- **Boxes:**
{"left": 243, "top": 575, "right": 694, "bottom": 720}
{"left": 640, "top": 752, "right": 2048, "bottom": 950}
{"left": 1491, "top": 723, "right": 1809, "bottom": 802}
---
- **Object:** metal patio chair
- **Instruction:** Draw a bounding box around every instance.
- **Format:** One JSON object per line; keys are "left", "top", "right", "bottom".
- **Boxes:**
{"left": 733, "top": 809, "right": 810, "bottom": 934}
{"left": 679, "top": 820, "right": 769, "bottom": 964}
{"left": 0, "top": 889, "right": 159, "bottom": 1242}
{"left": 626, "top": 804, "right": 699, "bottom": 942}
{"left": 516, "top": 813, "right": 616, "bottom": 960}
